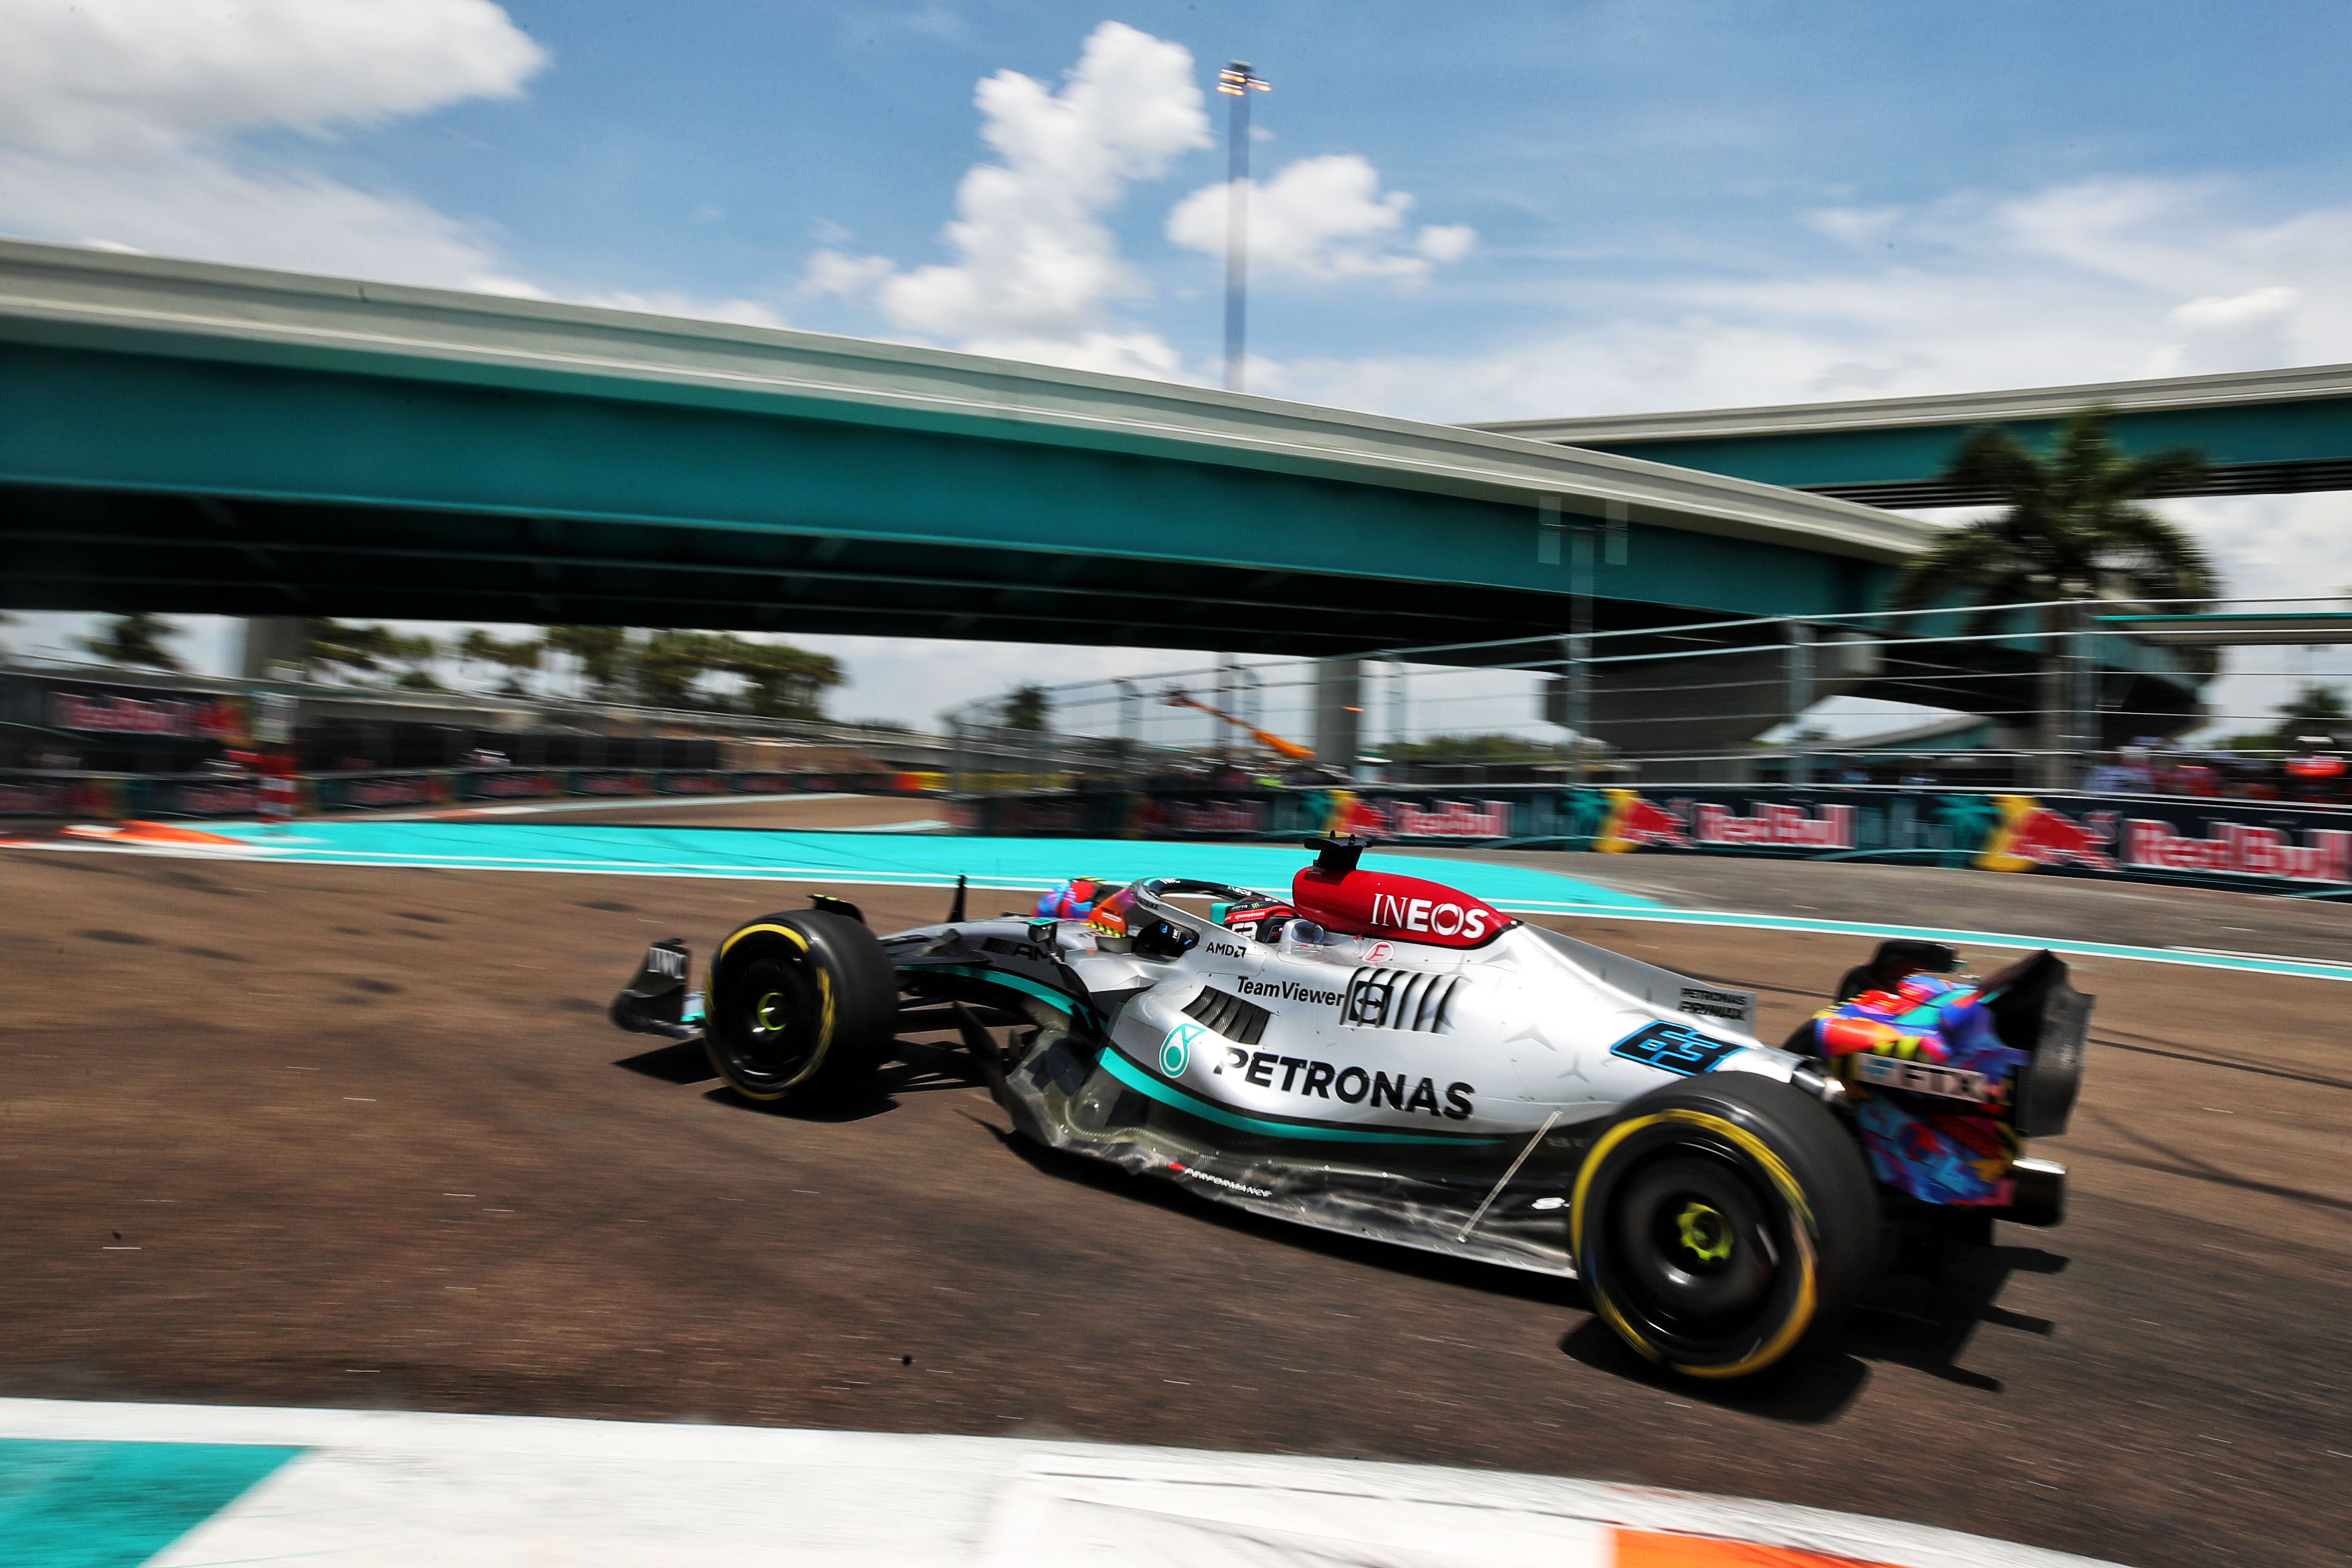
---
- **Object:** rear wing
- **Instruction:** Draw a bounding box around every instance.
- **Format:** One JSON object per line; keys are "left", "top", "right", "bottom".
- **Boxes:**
{"left": 1980, "top": 949, "right": 2092, "bottom": 1139}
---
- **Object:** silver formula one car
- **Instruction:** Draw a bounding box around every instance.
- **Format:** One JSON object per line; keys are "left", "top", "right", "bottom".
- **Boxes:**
{"left": 610, "top": 836, "right": 2087, "bottom": 1380}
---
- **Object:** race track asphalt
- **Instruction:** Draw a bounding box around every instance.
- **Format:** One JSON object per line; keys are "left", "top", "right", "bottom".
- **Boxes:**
{"left": 4, "top": 807, "right": 2346, "bottom": 1568}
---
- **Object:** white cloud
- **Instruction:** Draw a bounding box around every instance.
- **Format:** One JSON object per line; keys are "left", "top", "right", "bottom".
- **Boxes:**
{"left": 0, "top": 0, "right": 548, "bottom": 290}
{"left": 0, "top": 0, "right": 784, "bottom": 326}
{"left": 0, "top": 0, "right": 546, "bottom": 157}
{"left": 2169, "top": 284, "right": 2300, "bottom": 331}
{"left": 1167, "top": 153, "right": 1475, "bottom": 282}
{"left": 876, "top": 20, "right": 1207, "bottom": 347}
{"left": 1416, "top": 224, "right": 1476, "bottom": 265}
{"left": 1266, "top": 175, "right": 2352, "bottom": 658}
{"left": 799, "top": 248, "right": 895, "bottom": 299}
{"left": 0, "top": 142, "right": 529, "bottom": 289}
{"left": 1289, "top": 177, "right": 2352, "bottom": 425}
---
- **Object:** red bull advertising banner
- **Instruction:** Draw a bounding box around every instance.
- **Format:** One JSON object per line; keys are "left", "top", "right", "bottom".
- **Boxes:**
{"left": 954, "top": 783, "right": 2352, "bottom": 896}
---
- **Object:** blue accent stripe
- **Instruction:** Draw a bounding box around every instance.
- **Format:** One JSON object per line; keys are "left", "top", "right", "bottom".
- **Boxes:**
{"left": 1097, "top": 1046, "right": 1506, "bottom": 1146}
{"left": 0, "top": 1438, "right": 301, "bottom": 1567}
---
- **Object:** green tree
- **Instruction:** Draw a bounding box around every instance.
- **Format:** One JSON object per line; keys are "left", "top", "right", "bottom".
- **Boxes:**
{"left": 79, "top": 612, "right": 185, "bottom": 671}
{"left": 628, "top": 628, "right": 735, "bottom": 708}
{"left": 2275, "top": 683, "right": 2348, "bottom": 740}
{"left": 544, "top": 625, "right": 629, "bottom": 699}
{"left": 1890, "top": 408, "right": 2214, "bottom": 622}
{"left": 721, "top": 638, "right": 844, "bottom": 719}
{"left": 1889, "top": 407, "right": 2216, "bottom": 784}
{"left": 300, "top": 622, "right": 438, "bottom": 686}
{"left": 1001, "top": 683, "right": 1051, "bottom": 732}
{"left": 456, "top": 628, "right": 544, "bottom": 694}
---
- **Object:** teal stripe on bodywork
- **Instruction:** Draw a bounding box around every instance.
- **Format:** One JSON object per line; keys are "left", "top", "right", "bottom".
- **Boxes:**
{"left": 1098, "top": 1046, "right": 1507, "bottom": 1146}
{"left": 913, "top": 965, "right": 1087, "bottom": 1015}
{"left": 0, "top": 1439, "right": 300, "bottom": 1567}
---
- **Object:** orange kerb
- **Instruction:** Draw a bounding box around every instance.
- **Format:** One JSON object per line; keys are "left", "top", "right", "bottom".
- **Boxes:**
{"left": 1615, "top": 1528, "right": 1886, "bottom": 1568}
{"left": 61, "top": 820, "right": 246, "bottom": 846}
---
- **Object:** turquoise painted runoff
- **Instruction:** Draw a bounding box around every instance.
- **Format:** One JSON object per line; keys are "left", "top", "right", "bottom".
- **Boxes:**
{"left": 175, "top": 821, "right": 2352, "bottom": 984}
{"left": 193, "top": 821, "right": 1662, "bottom": 910}
{"left": 0, "top": 1439, "right": 300, "bottom": 1568}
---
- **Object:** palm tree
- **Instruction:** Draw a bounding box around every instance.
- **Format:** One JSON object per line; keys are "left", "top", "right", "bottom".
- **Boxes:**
{"left": 80, "top": 612, "right": 186, "bottom": 671}
{"left": 1001, "top": 683, "right": 1051, "bottom": 732}
{"left": 1888, "top": 407, "right": 2215, "bottom": 786}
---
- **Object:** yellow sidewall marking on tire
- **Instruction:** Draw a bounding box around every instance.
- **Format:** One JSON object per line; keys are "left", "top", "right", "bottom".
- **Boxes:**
{"left": 710, "top": 923, "right": 833, "bottom": 1098}
{"left": 1570, "top": 1106, "right": 1822, "bottom": 1379}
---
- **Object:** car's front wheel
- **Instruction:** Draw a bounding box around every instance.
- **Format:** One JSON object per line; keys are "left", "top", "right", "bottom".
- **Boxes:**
{"left": 704, "top": 910, "right": 897, "bottom": 1108}
{"left": 1572, "top": 1072, "right": 1878, "bottom": 1379}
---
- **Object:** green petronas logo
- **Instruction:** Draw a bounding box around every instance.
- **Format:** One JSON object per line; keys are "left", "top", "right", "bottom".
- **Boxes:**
{"left": 1161, "top": 1022, "right": 1206, "bottom": 1077}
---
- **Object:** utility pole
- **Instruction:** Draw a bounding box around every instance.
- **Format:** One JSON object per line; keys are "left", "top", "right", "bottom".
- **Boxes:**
{"left": 1218, "top": 60, "right": 1270, "bottom": 393}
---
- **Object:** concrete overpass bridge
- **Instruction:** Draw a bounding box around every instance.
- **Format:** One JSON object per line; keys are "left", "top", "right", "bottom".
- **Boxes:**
{"left": 1478, "top": 362, "right": 2352, "bottom": 508}
{"left": 0, "top": 240, "right": 1920, "bottom": 658}
{"left": 0, "top": 241, "right": 2207, "bottom": 766}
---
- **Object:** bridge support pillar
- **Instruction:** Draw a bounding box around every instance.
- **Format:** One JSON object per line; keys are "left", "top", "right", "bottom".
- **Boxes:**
{"left": 1314, "top": 659, "right": 1363, "bottom": 775}
{"left": 238, "top": 617, "right": 308, "bottom": 680}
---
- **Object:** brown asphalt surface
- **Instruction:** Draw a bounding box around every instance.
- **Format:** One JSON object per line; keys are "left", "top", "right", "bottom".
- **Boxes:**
{"left": 4, "top": 802, "right": 2348, "bottom": 1568}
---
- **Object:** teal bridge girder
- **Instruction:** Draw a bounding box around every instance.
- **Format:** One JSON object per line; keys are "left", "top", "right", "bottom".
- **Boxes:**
{"left": 0, "top": 241, "right": 1928, "bottom": 660}
{"left": 1477, "top": 363, "right": 2352, "bottom": 508}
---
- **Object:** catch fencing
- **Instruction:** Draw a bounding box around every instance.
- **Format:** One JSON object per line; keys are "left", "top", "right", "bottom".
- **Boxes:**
{"left": 941, "top": 594, "right": 2351, "bottom": 795}
{"left": 950, "top": 782, "right": 2352, "bottom": 898}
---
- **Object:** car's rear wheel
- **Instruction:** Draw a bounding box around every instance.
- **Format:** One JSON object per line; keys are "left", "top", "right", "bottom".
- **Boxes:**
{"left": 1572, "top": 1072, "right": 1877, "bottom": 1379}
{"left": 705, "top": 910, "right": 897, "bottom": 1108}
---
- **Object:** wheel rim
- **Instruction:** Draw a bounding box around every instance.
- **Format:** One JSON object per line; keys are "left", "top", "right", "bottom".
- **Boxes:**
{"left": 714, "top": 952, "right": 824, "bottom": 1091}
{"left": 1605, "top": 1150, "right": 1788, "bottom": 1345}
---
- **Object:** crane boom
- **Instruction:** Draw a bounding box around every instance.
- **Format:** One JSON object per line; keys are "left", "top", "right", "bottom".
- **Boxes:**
{"left": 1162, "top": 688, "right": 1316, "bottom": 761}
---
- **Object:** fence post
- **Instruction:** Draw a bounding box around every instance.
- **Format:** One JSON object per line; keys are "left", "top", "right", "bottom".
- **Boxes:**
{"left": 1560, "top": 634, "right": 1592, "bottom": 784}
{"left": 2065, "top": 600, "right": 2095, "bottom": 790}
{"left": 2036, "top": 606, "right": 2073, "bottom": 792}
{"left": 1787, "top": 620, "right": 1814, "bottom": 786}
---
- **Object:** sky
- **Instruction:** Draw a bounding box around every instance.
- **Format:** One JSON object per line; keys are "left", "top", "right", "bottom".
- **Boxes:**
{"left": 5, "top": 0, "right": 2352, "bottom": 737}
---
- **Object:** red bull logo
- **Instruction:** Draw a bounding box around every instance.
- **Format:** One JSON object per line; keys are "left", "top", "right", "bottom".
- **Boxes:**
{"left": 1594, "top": 790, "right": 1693, "bottom": 853}
{"left": 1170, "top": 799, "right": 1265, "bottom": 833}
{"left": 1976, "top": 796, "right": 2117, "bottom": 872}
{"left": 1390, "top": 799, "right": 1512, "bottom": 838}
{"left": 1692, "top": 802, "right": 1854, "bottom": 850}
{"left": 2125, "top": 818, "right": 2352, "bottom": 883}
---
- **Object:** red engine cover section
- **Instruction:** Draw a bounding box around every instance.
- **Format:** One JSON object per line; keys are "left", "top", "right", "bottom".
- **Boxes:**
{"left": 1291, "top": 865, "right": 1516, "bottom": 947}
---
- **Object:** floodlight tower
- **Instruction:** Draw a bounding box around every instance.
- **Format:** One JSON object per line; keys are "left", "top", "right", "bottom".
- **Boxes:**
{"left": 1218, "top": 60, "right": 1270, "bottom": 393}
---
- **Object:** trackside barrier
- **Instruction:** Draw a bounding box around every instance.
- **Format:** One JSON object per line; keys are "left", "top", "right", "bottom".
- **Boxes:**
{"left": 0, "top": 768, "right": 948, "bottom": 821}
{"left": 952, "top": 782, "right": 2352, "bottom": 897}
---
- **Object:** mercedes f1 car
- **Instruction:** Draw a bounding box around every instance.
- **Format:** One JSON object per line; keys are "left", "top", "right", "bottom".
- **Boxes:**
{"left": 610, "top": 837, "right": 2087, "bottom": 1380}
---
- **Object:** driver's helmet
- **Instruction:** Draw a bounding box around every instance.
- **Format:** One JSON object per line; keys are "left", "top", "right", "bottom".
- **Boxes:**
{"left": 1212, "top": 895, "right": 1295, "bottom": 943}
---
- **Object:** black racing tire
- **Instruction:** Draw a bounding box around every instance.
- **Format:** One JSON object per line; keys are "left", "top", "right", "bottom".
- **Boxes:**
{"left": 1571, "top": 1072, "right": 1878, "bottom": 1380}
{"left": 704, "top": 910, "right": 898, "bottom": 1108}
